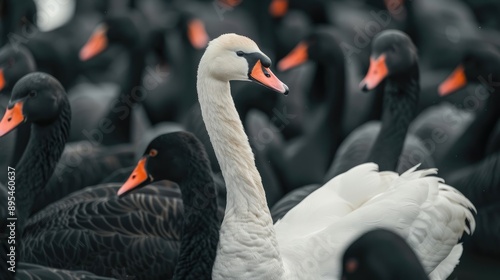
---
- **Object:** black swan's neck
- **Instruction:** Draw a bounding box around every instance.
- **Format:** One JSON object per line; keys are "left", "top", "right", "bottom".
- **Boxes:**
{"left": 310, "top": 59, "right": 346, "bottom": 164}
{"left": 173, "top": 152, "right": 219, "bottom": 279}
{"left": 15, "top": 99, "right": 71, "bottom": 233}
{"left": 367, "top": 81, "right": 386, "bottom": 121}
{"left": 442, "top": 91, "right": 500, "bottom": 171}
{"left": 10, "top": 121, "right": 30, "bottom": 167}
{"left": 367, "top": 64, "right": 420, "bottom": 171}
{"left": 101, "top": 48, "right": 145, "bottom": 146}
{"left": 448, "top": 152, "right": 500, "bottom": 209}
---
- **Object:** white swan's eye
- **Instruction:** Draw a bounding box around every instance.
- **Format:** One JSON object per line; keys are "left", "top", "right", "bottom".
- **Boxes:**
{"left": 149, "top": 149, "right": 158, "bottom": 157}
{"left": 236, "top": 51, "right": 244, "bottom": 57}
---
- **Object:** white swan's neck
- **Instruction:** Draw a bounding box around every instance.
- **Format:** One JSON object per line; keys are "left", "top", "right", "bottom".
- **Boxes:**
{"left": 197, "top": 74, "right": 268, "bottom": 213}
{"left": 197, "top": 67, "right": 285, "bottom": 278}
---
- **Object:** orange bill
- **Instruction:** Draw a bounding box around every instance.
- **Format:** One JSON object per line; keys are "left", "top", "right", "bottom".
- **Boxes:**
{"left": 249, "top": 60, "right": 289, "bottom": 95}
{"left": 0, "top": 69, "right": 5, "bottom": 91}
{"left": 438, "top": 64, "right": 467, "bottom": 96}
{"left": 187, "top": 19, "right": 209, "bottom": 50}
{"left": 218, "top": 0, "right": 242, "bottom": 8}
{"left": 360, "top": 54, "right": 389, "bottom": 91}
{"left": 0, "top": 102, "right": 24, "bottom": 137}
{"left": 79, "top": 25, "right": 109, "bottom": 61}
{"left": 277, "top": 42, "right": 309, "bottom": 72}
{"left": 385, "top": 0, "right": 404, "bottom": 12}
{"left": 117, "top": 157, "right": 150, "bottom": 196}
{"left": 269, "top": 0, "right": 288, "bottom": 18}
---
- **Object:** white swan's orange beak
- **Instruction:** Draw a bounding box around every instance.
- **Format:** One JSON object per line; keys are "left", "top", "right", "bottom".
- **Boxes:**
{"left": 117, "top": 157, "right": 151, "bottom": 197}
{"left": 0, "top": 102, "right": 25, "bottom": 137}
{"left": 277, "top": 42, "right": 308, "bottom": 72}
{"left": 438, "top": 64, "right": 467, "bottom": 96}
{"left": 79, "top": 25, "right": 109, "bottom": 61}
{"left": 360, "top": 54, "right": 388, "bottom": 91}
{"left": 0, "top": 69, "right": 5, "bottom": 91}
{"left": 187, "top": 19, "right": 209, "bottom": 50}
{"left": 249, "top": 60, "right": 289, "bottom": 95}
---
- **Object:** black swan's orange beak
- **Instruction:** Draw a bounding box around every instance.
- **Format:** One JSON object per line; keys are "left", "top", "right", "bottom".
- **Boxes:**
{"left": 360, "top": 54, "right": 389, "bottom": 91}
{"left": 217, "top": 0, "right": 242, "bottom": 8}
{"left": 277, "top": 42, "right": 308, "bottom": 72}
{"left": 249, "top": 60, "right": 289, "bottom": 95}
{"left": 438, "top": 64, "right": 467, "bottom": 96}
{"left": 117, "top": 157, "right": 151, "bottom": 197}
{"left": 187, "top": 19, "right": 209, "bottom": 50}
{"left": 269, "top": 0, "right": 288, "bottom": 18}
{"left": 79, "top": 25, "right": 109, "bottom": 61}
{"left": 0, "top": 69, "right": 5, "bottom": 91}
{"left": 0, "top": 102, "right": 25, "bottom": 137}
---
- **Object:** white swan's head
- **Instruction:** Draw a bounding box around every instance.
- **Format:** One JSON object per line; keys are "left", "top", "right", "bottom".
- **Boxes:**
{"left": 199, "top": 33, "right": 289, "bottom": 95}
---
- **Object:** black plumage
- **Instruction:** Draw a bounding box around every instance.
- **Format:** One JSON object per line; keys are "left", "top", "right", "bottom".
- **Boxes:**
{"left": 117, "top": 132, "right": 221, "bottom": 280}
{"left": 341, "top": 229, "right": 429, "bottom": 280}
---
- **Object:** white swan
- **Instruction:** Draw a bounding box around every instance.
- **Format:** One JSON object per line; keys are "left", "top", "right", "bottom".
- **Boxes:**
{"left": 196, "top": 33, "right": 476, "bottom": 280}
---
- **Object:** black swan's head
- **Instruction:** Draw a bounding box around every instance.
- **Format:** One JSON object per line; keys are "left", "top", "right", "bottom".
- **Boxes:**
{"left": 0, "top": 45, "right": 36, "bottom": 92}
{"left": 0, "top": 72, "right": 66, "bottom": 137}
{"left": 79, "top": 12, "right": 145, "bottom": 61}
{"left": 360, "top": 30, "right": 418, "bottom": 91}
{"left": 341, "top": 229, "right": 428, "bottom": 280}
{"left": 439, "top": 44, "right": 500, "bottom": 96}
{"left": 277, "top": 27, "right": 344, "bottom": 72}
{"left": 117, "top": 131, "right": 210, "bottom": 197}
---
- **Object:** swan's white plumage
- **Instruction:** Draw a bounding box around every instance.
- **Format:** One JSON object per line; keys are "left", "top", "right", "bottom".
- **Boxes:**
{"left": 275, "top": 163, "right": 475, "bottom": 279}
{"left": 197, "top": 33, "right": 476, "bottom": 280}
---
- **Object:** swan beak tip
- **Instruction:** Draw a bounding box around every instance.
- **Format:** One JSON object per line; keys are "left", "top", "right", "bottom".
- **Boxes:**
{"left": 0, "top": 102, "right": 24, "bottom": 137}
{"left": 360, "top": 54, "right": 388, "bottom": 91}
{"left": 359, "top": 81, "right": 370, "bottom": 92}
{"left": 283, "top": 84, "right": 289, "bottom": 95}
{"left": 250, "top": 60, "right": 290, "bottom": 95}
{"left": 117, "top": 157, "right": 150, "bottom": 197}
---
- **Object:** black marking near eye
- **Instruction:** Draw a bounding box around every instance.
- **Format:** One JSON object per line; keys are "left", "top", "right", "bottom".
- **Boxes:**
{"left": 243, "top": 52, "right": 272, "bottom": 74}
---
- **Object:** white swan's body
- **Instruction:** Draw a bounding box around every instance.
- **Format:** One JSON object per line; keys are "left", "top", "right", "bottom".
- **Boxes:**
{"left": 196, "top": 33, "right": 475, "bottom": 280}
{"left": 275, "top": 163, "right": 475, "bottom": 280}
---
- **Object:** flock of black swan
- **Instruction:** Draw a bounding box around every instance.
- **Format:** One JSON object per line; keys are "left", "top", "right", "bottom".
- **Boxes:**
{"left": 0, "top": 0, "right": 499, "bottom": 279}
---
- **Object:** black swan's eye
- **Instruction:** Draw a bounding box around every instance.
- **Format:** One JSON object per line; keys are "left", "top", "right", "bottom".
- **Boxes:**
{"left": 29, "top": 91, "right": 37, "bottom": 98}
{"left": 149, "top": 149, "right": 158, "bottom": 157}
{"left": 236, "top": 51, "right": 244, "bottom": 57}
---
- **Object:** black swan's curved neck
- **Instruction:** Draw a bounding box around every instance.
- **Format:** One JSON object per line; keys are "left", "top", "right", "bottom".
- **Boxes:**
{"left": 367, "top": 81, "right": 386, "bottom": 121}
{"left": 309, "top": 58, "right": 346, "bottom": 165}
{"left": 15, "top": 98, "right": 71, "bottom": 233}
{"left": 367, "top": 64, "right": 420, "bottom": 171}
{"left": 172, "top": 150, "right": 219, "bottom": 280}
{"left": 442, "top": 91, "right": 500, "bottom": 171}
{"left": 101, "top": 48, "right": 146, "bottom": 146}
{"left": 449, "top": 152, "right": 500, "bottom": 209}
